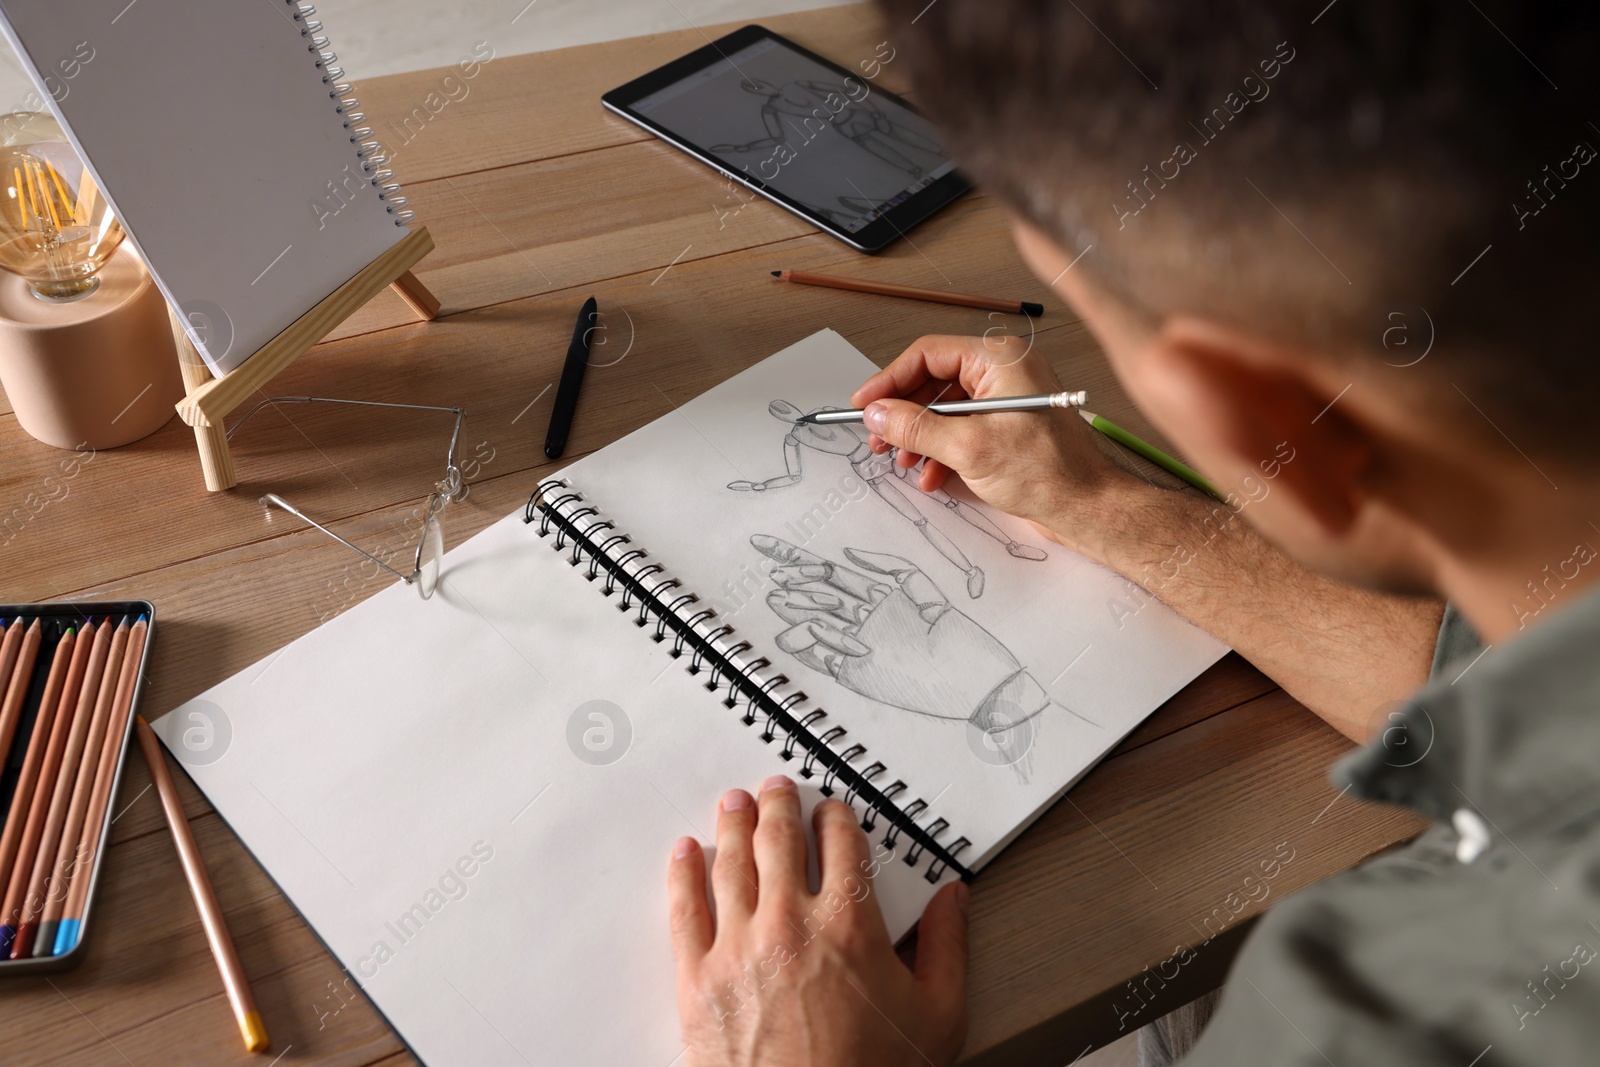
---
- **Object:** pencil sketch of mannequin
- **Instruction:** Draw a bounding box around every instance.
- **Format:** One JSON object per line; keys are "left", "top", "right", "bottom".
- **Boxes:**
{"left": 727, "top": 400, "right": 1049, "bottom": 599}
{"left": 708, "top": 78, "right": 943, "bottom": 177}
{"left": 748, "top": 536, "right": 1097, "bottom": 780}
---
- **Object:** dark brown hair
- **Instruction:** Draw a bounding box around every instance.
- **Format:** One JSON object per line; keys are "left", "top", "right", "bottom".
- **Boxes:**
{"left": 876, "top": 0, "right": 1597, "bottom": 443}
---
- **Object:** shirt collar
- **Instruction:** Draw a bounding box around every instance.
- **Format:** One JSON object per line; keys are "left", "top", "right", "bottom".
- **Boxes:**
{"left": 1336, "top": 584, "right": 1600, "bottom": 838}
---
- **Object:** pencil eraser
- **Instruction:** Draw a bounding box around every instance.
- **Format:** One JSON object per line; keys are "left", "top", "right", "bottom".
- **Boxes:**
{"left": 1020, "top": 301, "right": 1044, "bottom": 317}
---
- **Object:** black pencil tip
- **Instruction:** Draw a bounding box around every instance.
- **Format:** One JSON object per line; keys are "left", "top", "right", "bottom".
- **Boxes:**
{"left": 1021, "top": 301, "right": 1045, "bottom": 318}
{"left": 770, "top": 270, "right": 781, "bottom": 277}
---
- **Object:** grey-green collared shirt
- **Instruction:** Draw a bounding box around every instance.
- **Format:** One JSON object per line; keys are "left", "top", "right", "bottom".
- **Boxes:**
{"left": 1185, "top": 591, "right": 1600, "bottom": 1065}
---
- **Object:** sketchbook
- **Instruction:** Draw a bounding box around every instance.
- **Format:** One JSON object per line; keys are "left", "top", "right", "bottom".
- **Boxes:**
{"left": 0, "top": 0, "right": 411, "bottom": 373}
{"left": 155, "top": 329, "right": 1226, "bottom": 1065}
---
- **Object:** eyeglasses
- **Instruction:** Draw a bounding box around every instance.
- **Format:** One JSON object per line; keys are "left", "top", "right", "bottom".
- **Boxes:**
{"left": 227, "top": 396, "right": 466, "bottom": 599}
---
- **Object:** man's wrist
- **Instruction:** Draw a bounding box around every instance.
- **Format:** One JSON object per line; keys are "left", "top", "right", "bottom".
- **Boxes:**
{"left": 1042, "top": 475, "right": 1212, "bottom": 575}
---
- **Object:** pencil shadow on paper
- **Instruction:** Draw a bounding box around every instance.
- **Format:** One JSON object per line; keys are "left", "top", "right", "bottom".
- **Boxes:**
{"left": 746, "top": 534, "right": 1098, "bottom": 783}
{"left": 726, "top": 400, "right": 1050, "bottom": 600}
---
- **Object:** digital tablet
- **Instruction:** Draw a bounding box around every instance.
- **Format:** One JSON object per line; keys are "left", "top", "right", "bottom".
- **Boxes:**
{"left": 602, "top": 25, "right": 971, "bottom": 254}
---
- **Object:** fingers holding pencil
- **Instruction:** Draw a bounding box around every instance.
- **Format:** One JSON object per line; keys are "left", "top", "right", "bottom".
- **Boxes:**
{"left": 850, "top": 334, "right": 1067, "bottom": 489}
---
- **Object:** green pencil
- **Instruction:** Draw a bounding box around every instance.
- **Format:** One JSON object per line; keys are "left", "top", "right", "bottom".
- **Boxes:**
{"left": 1078, "top": 409, "right": 1223, "bottom": 500}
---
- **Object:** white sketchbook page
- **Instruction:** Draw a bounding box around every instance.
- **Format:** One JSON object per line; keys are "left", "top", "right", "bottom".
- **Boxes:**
{"left": 0, "top": 0, "right": 403, "bottom": 373}
{"left": 563, "top": 329, "right": 1229, "bottom": 868}
{"left": 155, "top": 511, "right": 940, "bottom": 1067}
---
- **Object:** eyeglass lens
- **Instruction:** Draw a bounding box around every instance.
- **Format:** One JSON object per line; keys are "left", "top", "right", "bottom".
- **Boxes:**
{"left": 416, "top": 506, "right": 445, "bottom": 599}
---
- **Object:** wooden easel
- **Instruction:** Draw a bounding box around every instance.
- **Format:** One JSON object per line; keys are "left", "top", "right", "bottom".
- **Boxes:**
{"left": 166, "top": 225, "right": 441, "bottom": 491}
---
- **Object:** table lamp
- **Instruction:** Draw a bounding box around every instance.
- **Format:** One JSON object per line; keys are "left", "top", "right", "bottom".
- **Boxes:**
{"left": 0, "top": 111, "right": 181, "bottom": 450}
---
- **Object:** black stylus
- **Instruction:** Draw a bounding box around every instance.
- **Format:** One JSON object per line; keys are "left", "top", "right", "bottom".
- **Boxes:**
{"left": 544, "top": 296, "right": 597, "bottom": 459}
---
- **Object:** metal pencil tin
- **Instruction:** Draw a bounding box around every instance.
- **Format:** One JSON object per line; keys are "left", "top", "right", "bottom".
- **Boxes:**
{"left": 0, "top": 599, "right": 154, "bottom": 974}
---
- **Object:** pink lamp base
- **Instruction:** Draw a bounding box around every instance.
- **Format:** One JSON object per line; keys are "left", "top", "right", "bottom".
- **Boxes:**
{"left": 0, "top": 245, "right": 183, "bottom": 451}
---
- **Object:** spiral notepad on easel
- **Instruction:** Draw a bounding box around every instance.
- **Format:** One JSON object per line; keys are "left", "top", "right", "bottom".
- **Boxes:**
{"left": 0, "top": 0, "right": 413, "bottom": 374}
{"left": 156, "top": 330, "right": 1227, "bottom": 1066}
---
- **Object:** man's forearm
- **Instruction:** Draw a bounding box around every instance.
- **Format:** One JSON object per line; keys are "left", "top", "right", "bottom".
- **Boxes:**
{"left": 1060, "top": 481, "right": 1443, "bottom": 743}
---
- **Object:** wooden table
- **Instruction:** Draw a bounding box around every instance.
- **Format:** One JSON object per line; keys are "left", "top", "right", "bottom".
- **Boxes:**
{"left": 0, "top": 6, "right": 1423, "bottom": 1064}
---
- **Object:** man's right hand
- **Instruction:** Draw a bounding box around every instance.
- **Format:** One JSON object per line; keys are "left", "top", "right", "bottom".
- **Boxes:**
{"left": 851, "top": 334, "right": 1142, "bottom": 557}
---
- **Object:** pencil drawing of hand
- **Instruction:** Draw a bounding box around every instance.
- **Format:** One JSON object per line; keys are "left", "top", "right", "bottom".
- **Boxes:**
{"left": 751, "top": 535, "right": 1081, "bottom": 731}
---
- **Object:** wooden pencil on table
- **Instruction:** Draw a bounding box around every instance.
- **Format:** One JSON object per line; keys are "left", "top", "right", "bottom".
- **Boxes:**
{"left": 0, "top": 618, "right": 43, "bottom": 771}
{"left": 35, "top": 617, "right": 129, "bottom": 957}
{"left": 136, "top": 715, "right": 270, "bottom": 1052}
{"left": 0, "top": 622, "right": 83, "bottom": 957}
{"left": 55, "top": 615, "right": 148, "bottom": 955}
{"left": 771, "top": 268, "right": 1045, "bottom": 317}
{"left": 11, "top": 618, "right": 110, "bottom": 959}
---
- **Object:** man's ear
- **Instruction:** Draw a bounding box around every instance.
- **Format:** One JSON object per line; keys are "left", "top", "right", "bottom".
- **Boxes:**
{"left": 1135, "top": 317, "right": 1376, "bottom": 538}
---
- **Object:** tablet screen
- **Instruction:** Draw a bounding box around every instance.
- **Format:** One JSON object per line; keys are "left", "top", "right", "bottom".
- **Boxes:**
{"left": 629, "top": 36, "right": 958, "bottom": 235}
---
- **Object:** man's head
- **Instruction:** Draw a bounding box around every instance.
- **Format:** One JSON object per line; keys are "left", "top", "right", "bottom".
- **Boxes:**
{"left": 878, "top": 0, "right": 1599, "bottom": 632}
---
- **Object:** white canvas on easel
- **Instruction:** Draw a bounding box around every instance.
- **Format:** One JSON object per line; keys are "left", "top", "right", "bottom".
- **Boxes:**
{"left": 0, "top": 0, "right": 440, "bottom": 489}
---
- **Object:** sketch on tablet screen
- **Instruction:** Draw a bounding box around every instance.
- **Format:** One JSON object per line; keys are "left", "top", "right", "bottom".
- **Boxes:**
{"left": 727, "top": 400, "right": 1049, "bottom": 599}
{"left": 707, "top": 78, "right": 945, "bottom": 178}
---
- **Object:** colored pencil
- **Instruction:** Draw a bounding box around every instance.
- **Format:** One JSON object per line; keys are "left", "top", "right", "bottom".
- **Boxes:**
{"left": 0, "top": 624, "right": 74, "bottom": 956}
{"left": 0, "top": 619, "right": 23, "bottom": 725}
{"left": 1, "top": 620, "right": 91, "bottom": 956}
{"left": 55, "top": 616, "right": 147, "bottom": 955}
{"left": 136, "top": 715, "right": 270, "bottom": 1051}
{"left": 1078, "top": 409, "right": 1224, "bottom": 501}
{"left": 0, "top": 618, "right": 43, "bottom": 772}
{"left": 35, "top": 618, "right": 129, "bottom": 956}
{"left": 771, "top": 269, "right": 1045, "bottom": 317}
{"left": 11, "top": 618, "right": 109, "bottom": 959}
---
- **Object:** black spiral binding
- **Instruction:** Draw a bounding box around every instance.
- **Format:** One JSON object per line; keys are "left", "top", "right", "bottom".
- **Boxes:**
{"left": 288, "top": 1, "right": 414, "bottom": 227}
{"left": 526, "top": 479, "right": 974, "bottom": 885}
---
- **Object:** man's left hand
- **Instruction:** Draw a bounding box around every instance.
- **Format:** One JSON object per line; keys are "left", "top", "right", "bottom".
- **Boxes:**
{"left": 669, "top": 775, "right": 970, "bottom": 1066}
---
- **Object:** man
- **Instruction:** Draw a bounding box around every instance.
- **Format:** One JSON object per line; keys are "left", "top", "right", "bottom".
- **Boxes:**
{"left": 666, "top": 3, "right": 1599, "bottom": 1064}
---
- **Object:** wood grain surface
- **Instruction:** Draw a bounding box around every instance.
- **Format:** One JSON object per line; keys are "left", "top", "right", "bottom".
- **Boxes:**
{"left": 0, "top": 6, "right": 1423, "bottom": 1064}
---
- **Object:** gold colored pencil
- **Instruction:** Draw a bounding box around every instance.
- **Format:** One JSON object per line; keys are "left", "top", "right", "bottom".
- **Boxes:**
{"left": 136, "top": 715, "right": 270, "bottom": 1051}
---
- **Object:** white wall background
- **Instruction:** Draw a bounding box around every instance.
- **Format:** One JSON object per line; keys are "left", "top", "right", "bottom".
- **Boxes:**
{"left": 0, "top": 0, "right": 854, "bottom": 109}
